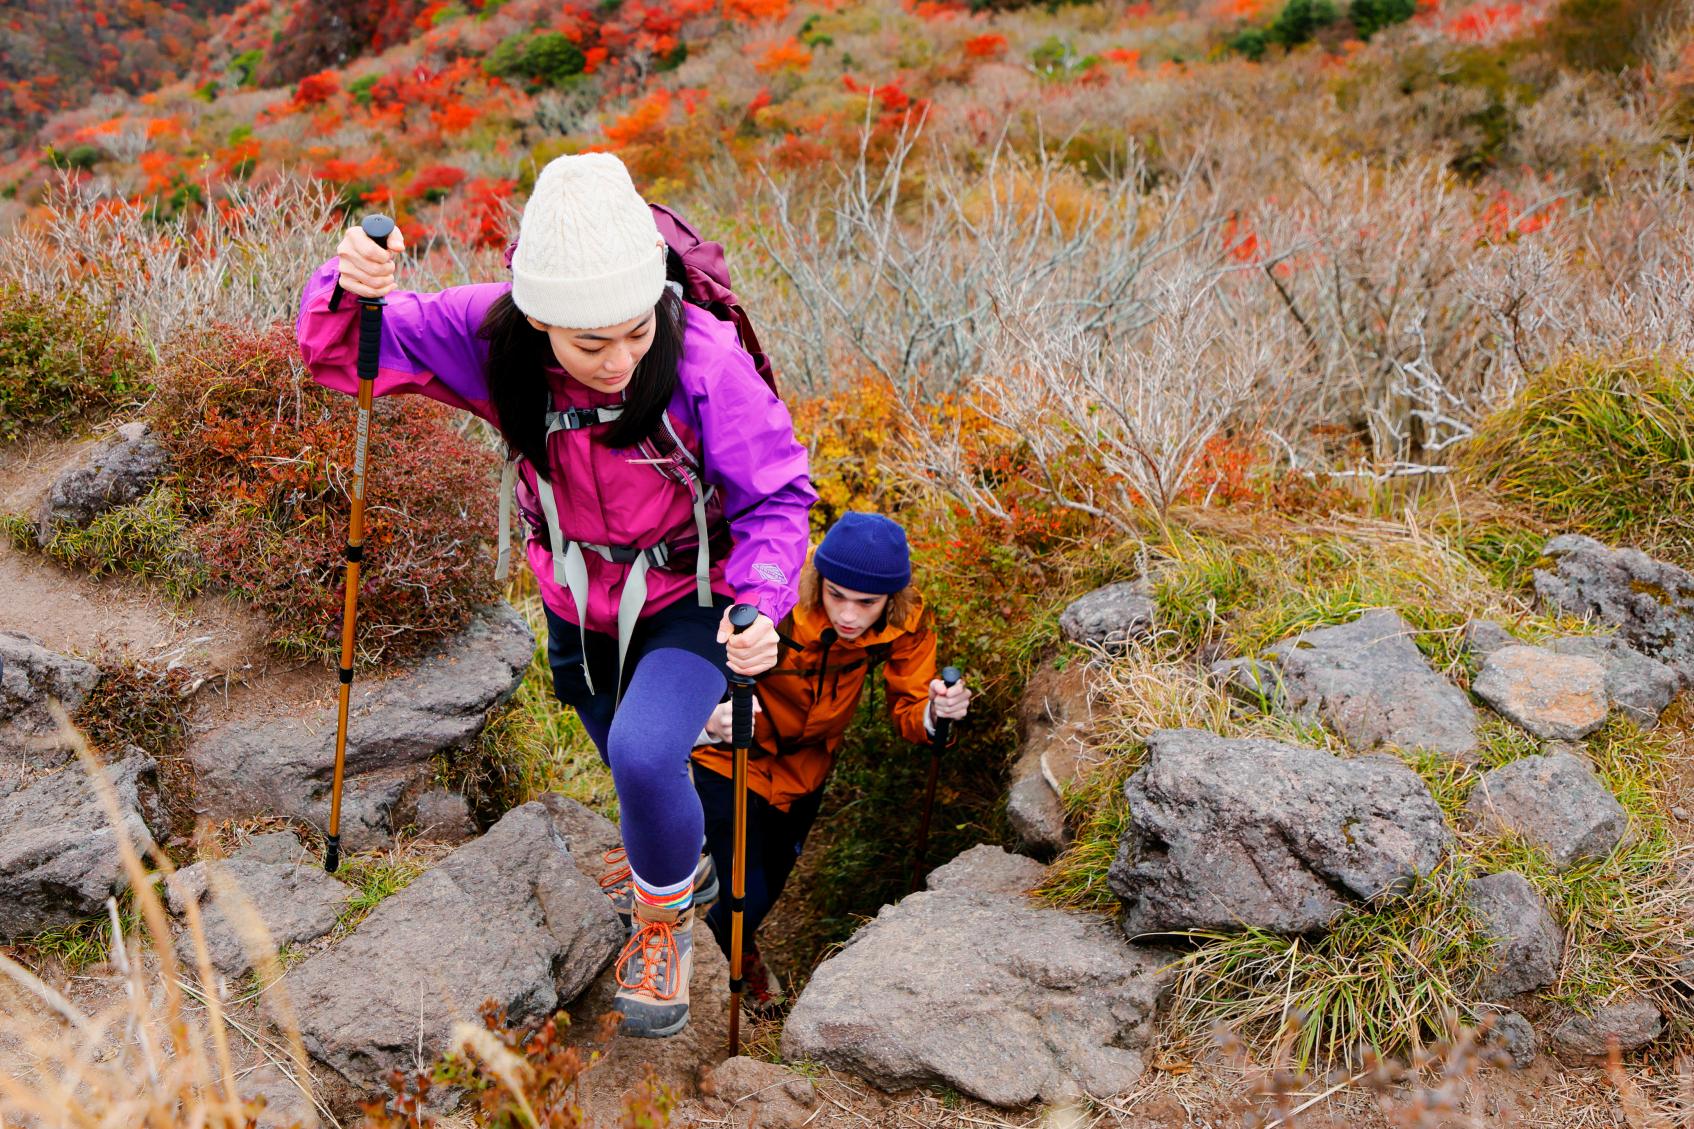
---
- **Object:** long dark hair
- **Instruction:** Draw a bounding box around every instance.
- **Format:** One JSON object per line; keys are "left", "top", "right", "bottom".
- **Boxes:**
{"left": 478, "top": 267, "right": 687, "bottom": 467}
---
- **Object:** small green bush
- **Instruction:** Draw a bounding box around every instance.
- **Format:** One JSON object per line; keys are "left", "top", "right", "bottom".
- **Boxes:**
{"left": 484, "top": 31, "right": 586, "bottom": 88}
{"left": 0, "top": 286, "right": 148, "bottom": 442}
{"left": 1461, "top": 354, "right": 1694, "bottom": 562}
{"left": 1268, "top": 0, "right": 1340, "bottom": 47}
{"left": 1350, "top": 0, "right": 1417, "bottom": 39}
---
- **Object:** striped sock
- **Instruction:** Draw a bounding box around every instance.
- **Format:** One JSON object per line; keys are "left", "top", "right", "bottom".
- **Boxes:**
{"left": 631, "top": 869, "right": 693, "bottom": 914}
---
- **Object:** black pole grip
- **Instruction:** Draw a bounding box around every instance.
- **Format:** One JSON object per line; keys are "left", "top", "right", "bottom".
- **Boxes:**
{"left": 324, "top": 834, "right": 340, "bottom": 874}
{"left": 361, "top": 213, "right": 396, "bottom": 243}
{"left": 727, "top": 602, "right": 759, "bottom": 687}
{"left": 728, "top": 602, "right": 759, "bottom": 743}
{"left": 932, "top": 665, "right": 961, "bottom": 747}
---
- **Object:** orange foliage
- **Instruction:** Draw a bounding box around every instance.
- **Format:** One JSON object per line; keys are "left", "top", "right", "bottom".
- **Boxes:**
{"left": 963, "top": 33, "right": 1007, "bottom": 58}
{"left": 755, "top": 37, "right": 813, "bottom": 73}
{"left": 723, "top": 0, "right": 790, "bottom": 23}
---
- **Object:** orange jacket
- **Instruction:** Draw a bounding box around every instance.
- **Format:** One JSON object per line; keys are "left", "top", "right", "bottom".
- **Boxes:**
{"left": 692, "top": 578, "right": 937, "bottom": 810}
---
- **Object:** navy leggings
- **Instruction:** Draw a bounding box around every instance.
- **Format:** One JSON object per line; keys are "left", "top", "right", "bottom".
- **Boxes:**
{"left": 693, "top": 762, "right": 824, "bottom": 958}
{"left": 546, "top": 597, "right": 731, "bottom": 893}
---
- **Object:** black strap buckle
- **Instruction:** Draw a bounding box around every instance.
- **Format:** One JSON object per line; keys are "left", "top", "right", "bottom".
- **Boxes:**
{"left": 555, "top": 406, "right": 618, "bottom": 431}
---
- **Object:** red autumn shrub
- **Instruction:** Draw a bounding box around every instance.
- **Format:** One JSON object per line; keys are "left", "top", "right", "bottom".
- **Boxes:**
{"left": 148, "top": 322, "right": 500, "bottom": 663}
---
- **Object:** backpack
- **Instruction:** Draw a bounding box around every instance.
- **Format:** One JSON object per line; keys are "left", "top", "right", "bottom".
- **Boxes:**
{"left": 494, "top": 204, "right": 779, "bottom": 701}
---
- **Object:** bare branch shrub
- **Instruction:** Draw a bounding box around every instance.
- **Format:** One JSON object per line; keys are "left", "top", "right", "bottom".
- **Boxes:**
{"left": 737, "top": 115, "right": 1210, "bottom": 396}
{"left": 0, "top": 173, "right": 481, "bottom": 351}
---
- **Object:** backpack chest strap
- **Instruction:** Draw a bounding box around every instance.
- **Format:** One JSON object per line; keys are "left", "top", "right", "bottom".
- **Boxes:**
{"left": 527, "top": 463, "right": 718, "bottom": 707}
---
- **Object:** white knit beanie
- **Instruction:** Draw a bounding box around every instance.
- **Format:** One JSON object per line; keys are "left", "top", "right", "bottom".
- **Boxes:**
{"left": 510, "top": 153, "right": 666, "bottom": 330}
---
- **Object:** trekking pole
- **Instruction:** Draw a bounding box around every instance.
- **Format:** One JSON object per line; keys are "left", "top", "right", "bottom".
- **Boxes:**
{"left": 725, "top": 601, "right": 760, "bottom": 1058}
{"left": 325, "top": 213, "right": 396, "bottom": 875}
{"left": 908, "top": 665, "right": 962, "bottom": 894}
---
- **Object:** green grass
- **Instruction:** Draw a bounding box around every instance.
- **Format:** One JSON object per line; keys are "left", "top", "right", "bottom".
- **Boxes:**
{"left": 24, "top": 485, "right": 207, "bottom": 601}
{"left": 1165, "top": 861, "right": 1487, "bottom": 1073}
{"left": 15, "top": 898, "right": 143, "bottom": 973}
{"left": 333, "top": 848, "right": 437, "bottom": 933}
{"left": 1461, "top": 354, "right": 1694, "bottom": 563}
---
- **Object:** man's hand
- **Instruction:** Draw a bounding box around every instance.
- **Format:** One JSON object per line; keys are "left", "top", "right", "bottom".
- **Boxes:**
{"left": 701, "top": 696, "right": 763, "bottom": 744}
{"left": 718, "top": 608, "right": 778, "bottom": 677}
{"left": 929, "top": 676, "right": 972, "bottom": 723}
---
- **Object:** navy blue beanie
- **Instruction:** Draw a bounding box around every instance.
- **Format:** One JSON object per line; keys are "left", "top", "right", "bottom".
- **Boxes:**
{"left": 813, "top": 512, "right": 911, "bottom": 595}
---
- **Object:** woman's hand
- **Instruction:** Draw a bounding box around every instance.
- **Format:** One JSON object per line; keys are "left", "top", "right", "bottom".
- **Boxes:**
{"left": 337, "top": 223, "right": 405, "bottom": 300}
{"left": 929, "top": 676, "right": 972, "bottom": 722}
{"left": 701, "top": 696, "right": 763, "bottom": 744}
{"left": 718, "top": 608, "right": 779, "bottom": 677}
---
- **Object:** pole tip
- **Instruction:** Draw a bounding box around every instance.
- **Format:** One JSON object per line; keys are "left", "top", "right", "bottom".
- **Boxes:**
{"left": 323, "top": 835, "right": 341, "bottom": 874}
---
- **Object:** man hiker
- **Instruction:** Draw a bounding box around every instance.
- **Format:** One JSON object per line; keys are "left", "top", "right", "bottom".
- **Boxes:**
{"left": 686, "top": 511, "right": 972, "bottom": 1012}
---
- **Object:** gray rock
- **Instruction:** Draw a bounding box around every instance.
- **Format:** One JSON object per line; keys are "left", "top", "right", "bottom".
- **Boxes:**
{"left": 1006, "top": 664, "right": 1093, "bottom": 858}
{"left": 1548, "top": 635, "right": 1683, "bottom": 728}
{"left": 1209, "top": 658, "right": 1289, "bottom": 711}
{"left": 1472, "top": 645, "right": 1609, "bottom": 741}
{"left": 1265, "top": 609, "right": 1479, "bottom": 759}
{"left": 1059, "top": 583, "right": 1155, "bottom": 649}
{"left": 35, "top": 422, "right": 170, "bottom": 543}
{"left": 1466, "top": 752, "right": 1628, "bottom": 870}
{"left": 0, "top": 632, "right": 100, "bottom": 767}
{"left": 410, "top": 789, "right": 477, "bottom": 844}
{"left": 700, "top": 1057, "right": 817, "bottom": 1129}
{"left": 1465, "top": 872, "right": 1564, "bottom": 999}
{"left": 1550, "top": 995, "right": 1663, "bottom": 1055}
{"left": 535, "top": 792, "right": 622, "bottom": 883}
{"left": 782, "top": 853, "right": 1167, "bottom": 1107}
{"left": 926, "top": 844, "right": 1046, "bottom": 897}
{"left": 1486, "top": 1009, "right": 1537, "bottom": 1069}
{"left": 1109, "top": 729, "right": 1451, "bottom": 935}
{"left": 234, "top": 831, "right": 305, "bottom": 866}
{"left": 191, "top": 604, "right": 532, "bottom": 849}
{"left": 284, "top": 802, "right": 621, "bottom": 1092}
{"left": 1007, "top": 769, "right": 1069, "bottom": 858}
{"left": 0, "top": 750, "right": 161, "bottom": 941}
{"left": 239, "top": 1063, "right": 320, "bottom": 1129}
{"left": 166, "top": 856, "right": 349, "bottom": 979}
{"left": 1535, "top": 535, "right": 1694, "bottom": 680}
{"left": 1463, "top": 620, "right": 1520, "bottom": 658}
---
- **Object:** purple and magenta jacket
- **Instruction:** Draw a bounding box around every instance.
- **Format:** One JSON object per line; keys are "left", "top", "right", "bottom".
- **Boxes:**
{"left": 296, "top": 259, "right": 816, "bottom": 635}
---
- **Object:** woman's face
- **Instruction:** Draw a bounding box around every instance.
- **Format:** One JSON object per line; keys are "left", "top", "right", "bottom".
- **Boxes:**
{"left": 527, "top": 307, "right": 656, "bottom": 395}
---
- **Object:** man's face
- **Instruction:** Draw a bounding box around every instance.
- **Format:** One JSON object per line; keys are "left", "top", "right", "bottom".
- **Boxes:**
{"left": 821, "top": 580, "right": 889, "bottom": 640}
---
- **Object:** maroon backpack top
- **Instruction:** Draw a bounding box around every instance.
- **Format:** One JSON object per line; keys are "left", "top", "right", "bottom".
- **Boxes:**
{"left": 503, "top": 202, "right": 777, "bottom": 396}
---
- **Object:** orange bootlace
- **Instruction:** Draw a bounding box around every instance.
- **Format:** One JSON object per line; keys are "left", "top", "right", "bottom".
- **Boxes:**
{"left": 615, "top": 918, "right": 681, "bottom": 1001}
{"left": 598, "top": 847, "right": 632, "bottom": 898}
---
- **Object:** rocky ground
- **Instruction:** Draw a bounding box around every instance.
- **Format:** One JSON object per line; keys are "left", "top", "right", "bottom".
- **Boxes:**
{"left": 4, "top": 422, "right": 1693, "bottom": 1128}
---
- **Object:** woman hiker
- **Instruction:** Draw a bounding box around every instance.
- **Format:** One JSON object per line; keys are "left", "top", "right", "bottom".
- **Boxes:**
{"left": 687, "top": 512, "right": 972, "bottom": 1012}
{"left": 297, "top": 152, "right": 816, "bottom": 1039}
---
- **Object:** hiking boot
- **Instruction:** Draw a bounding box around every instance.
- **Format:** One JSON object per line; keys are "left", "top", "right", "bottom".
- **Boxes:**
{"left": 613, "top": 900, "right": 693, "bottom": 1038}
{"left": 741, "top": 947, "right": 786, "bottom": 1017}
{"left": 599, "top": 848, "right": 717, "bottom": 927}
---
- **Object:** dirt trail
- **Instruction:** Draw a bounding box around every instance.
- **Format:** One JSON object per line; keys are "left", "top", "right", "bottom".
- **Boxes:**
{"left": 0, "top": 430, "right": 273, "bottom": 677}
